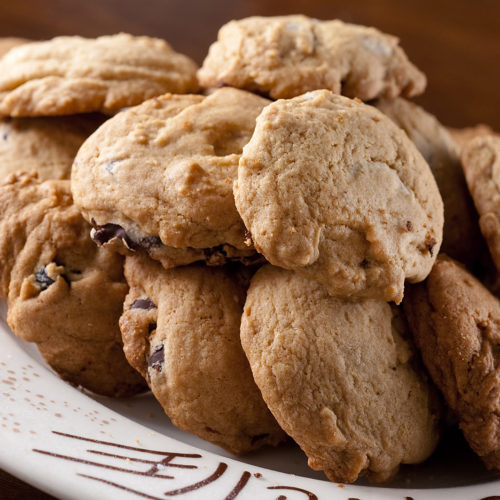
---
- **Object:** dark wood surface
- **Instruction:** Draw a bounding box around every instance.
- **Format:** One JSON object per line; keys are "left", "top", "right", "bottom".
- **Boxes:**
{"left": 0, "top": 1, "right": 498, "bottom": 498}
{"left": 0, "top": 0, "right": 498, "bottom": 129}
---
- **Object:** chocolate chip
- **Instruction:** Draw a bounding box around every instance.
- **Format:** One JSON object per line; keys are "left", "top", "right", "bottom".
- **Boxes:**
{"left": 138, "top": 235, "right": 162, "bottom": 250}
{"left": 91, "top": 222, "right": 136, "bottom": 249}
{"left": 425, "top": 236, "right": 437, "bottom": 256}
{"left": 90, "top": 221, "right": 165, "bottom": 255}
{"left": 250, "top": 433, "right": 269, "bottom": 445}
{"left": 130, "top": 298, "right": 157, "bottom": 310}
{"left": 148, "top": 344, "right": 164, "bottom": 372}
{"left": 148, "top": 322, "right": 157, "bottom": 333}
{"left": 34, "top": 267, "right": 55, "bottom": 291}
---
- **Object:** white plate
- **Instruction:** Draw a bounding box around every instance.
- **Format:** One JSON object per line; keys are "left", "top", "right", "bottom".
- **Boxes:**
{"left": 1, "top": 299, "right": 500, "bottom": 500}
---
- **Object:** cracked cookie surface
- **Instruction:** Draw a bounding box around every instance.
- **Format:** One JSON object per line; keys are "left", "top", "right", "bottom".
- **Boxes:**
{"left": 404, "top": 256, "right": 500, "bottom": 469}
{"left": 0, "top": 33, "right": 199, "bottom": 116}
{"left": 72, "top": 88, "right": 269, "bottom": 269}
{"left": 235, "top": 90, "right": 443, "bottom": 303}
{"left": 241, "top": 265, "right": 441, "bottom": 483}
{"left": 0, "top": 173, "right": 146, "bottom": 396}
{"left": 120, "top": 254, "right": 285, "bottom": 454}
{"left": 198, "top": 15, "right": 426, "bottom": 100}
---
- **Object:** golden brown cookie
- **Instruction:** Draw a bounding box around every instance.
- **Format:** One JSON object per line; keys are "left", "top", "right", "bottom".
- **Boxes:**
{"left": 241, "top": 265, "right": 441, "bottom": 483}
{"left": 198, "top": 15, "right": 426, "bottom": 100}
{"left": 448, "top": 124, "right": 496, "bottom": 152}
{"left": 235, "top": 90, "right": 443, "bottom": 303}
{"left": 0, "top": 33, "right": 199, "bottom": 116}
{"left": 120, "top": 254, "right": 285, "bottom": 454}
{"left": 0, "top": 114, "right": 104, "bottom": 180}
{"left": 374, "top": 97, "right": 482, "bottom": 267}
{"left": 404, "top": 256, "right": 500, "bottom": 470}
{"left": 462, "top": 135, "right": 500, "bottom": 272}
{"left": 0, "top": 173, "right": 146, "bottom": 397}
{"left": 72, "top": 88, "right": 269, "bottom": 269}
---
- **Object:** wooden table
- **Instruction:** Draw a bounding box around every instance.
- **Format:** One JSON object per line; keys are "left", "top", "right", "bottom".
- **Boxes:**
{"left": 0, "top": 0, "right": 498, "bottom": 498}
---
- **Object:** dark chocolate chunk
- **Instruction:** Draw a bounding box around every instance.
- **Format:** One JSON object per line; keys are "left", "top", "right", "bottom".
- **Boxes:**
{"left": 148, "top": 344, "right": 164, "bottom": 372}
{"left": 148, "top": 322, "right": 157, "bottom": 334}
{"left": 91, "top": 222, "right": 137, "bottom": 249}
{"left": 34, "top": 266, "right": 55, "bottom": 291}
{"left": 130, "top": 298, "right": 157, "bottom": 310}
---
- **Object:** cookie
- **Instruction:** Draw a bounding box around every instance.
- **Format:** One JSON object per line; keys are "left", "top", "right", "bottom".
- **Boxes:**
{"left": 448, "top": 124, "right": 496, "bottom": 152}
{"left": 120, "top": 254, "right": 286, "bottom": 454}
{"left": 72, "top": 88, "right": 269, "bottom": 269}
{"left": 0, "top": 114, "right": 104, "bottom": 181}
{"left": 461, "top": 135, "right": 500, "bottom": 272}
{"left": 198, "top": 15, "right": 426, "bottom": 100}
{"left": 0, "top": 33, "right": 199, "bottom": 116}
{"left": 235, "top": 90, "right": 443, "bottom": 303}
{"left": 0, "top": 37, "right": 29, "bottom": 58}
{"left": 374, "top": 97, "right": 482, "bottom": 267}
{"left": 0, "top": 173, "right": 146, "bottom": 397}
{"left": 241, "top": 265, "right": 441, "bottom": 483}
{"left": 404, "top": 256, "right": 500, "bottom": 469}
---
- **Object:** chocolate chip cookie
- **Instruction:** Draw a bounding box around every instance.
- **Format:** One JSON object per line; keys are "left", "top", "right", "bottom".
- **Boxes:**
{"left": 0, "top": 114, "right": 104, "bottom": 181}
{"left": 461, "top": 135, "right": 500, "bottom": 272}
{"left": 235, "top": 90, "right": 443, "bottom": 303}
{"left": 404, "top": 256, "right": 500, "bottom": 470}
{"left": 241, "top": 265, "right": 441, "bottom": 483}
{"left": 374, "top": 97, "right": 482, "bottom": 267}
{"left": 198, "top": 15, "right": 426, "bottom": 100}
{"left": 72, "top": 88, "right": 269, "bottom": 269}
{"left": 0, "top": 173, "right": 146, "bottom": 396}
{"left": 0, "top": 33, "right": 199, "bottom": 116}
{"left": 448, "top": 124, "right": 496, "bottom": 152}
{"left": 120, "top": 254, "right": 285, "bottom": 454}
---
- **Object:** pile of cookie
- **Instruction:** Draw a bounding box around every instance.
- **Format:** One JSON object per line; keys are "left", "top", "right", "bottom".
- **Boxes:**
{"left": 0, "top": 16, "right": 499, "bottom": 484}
